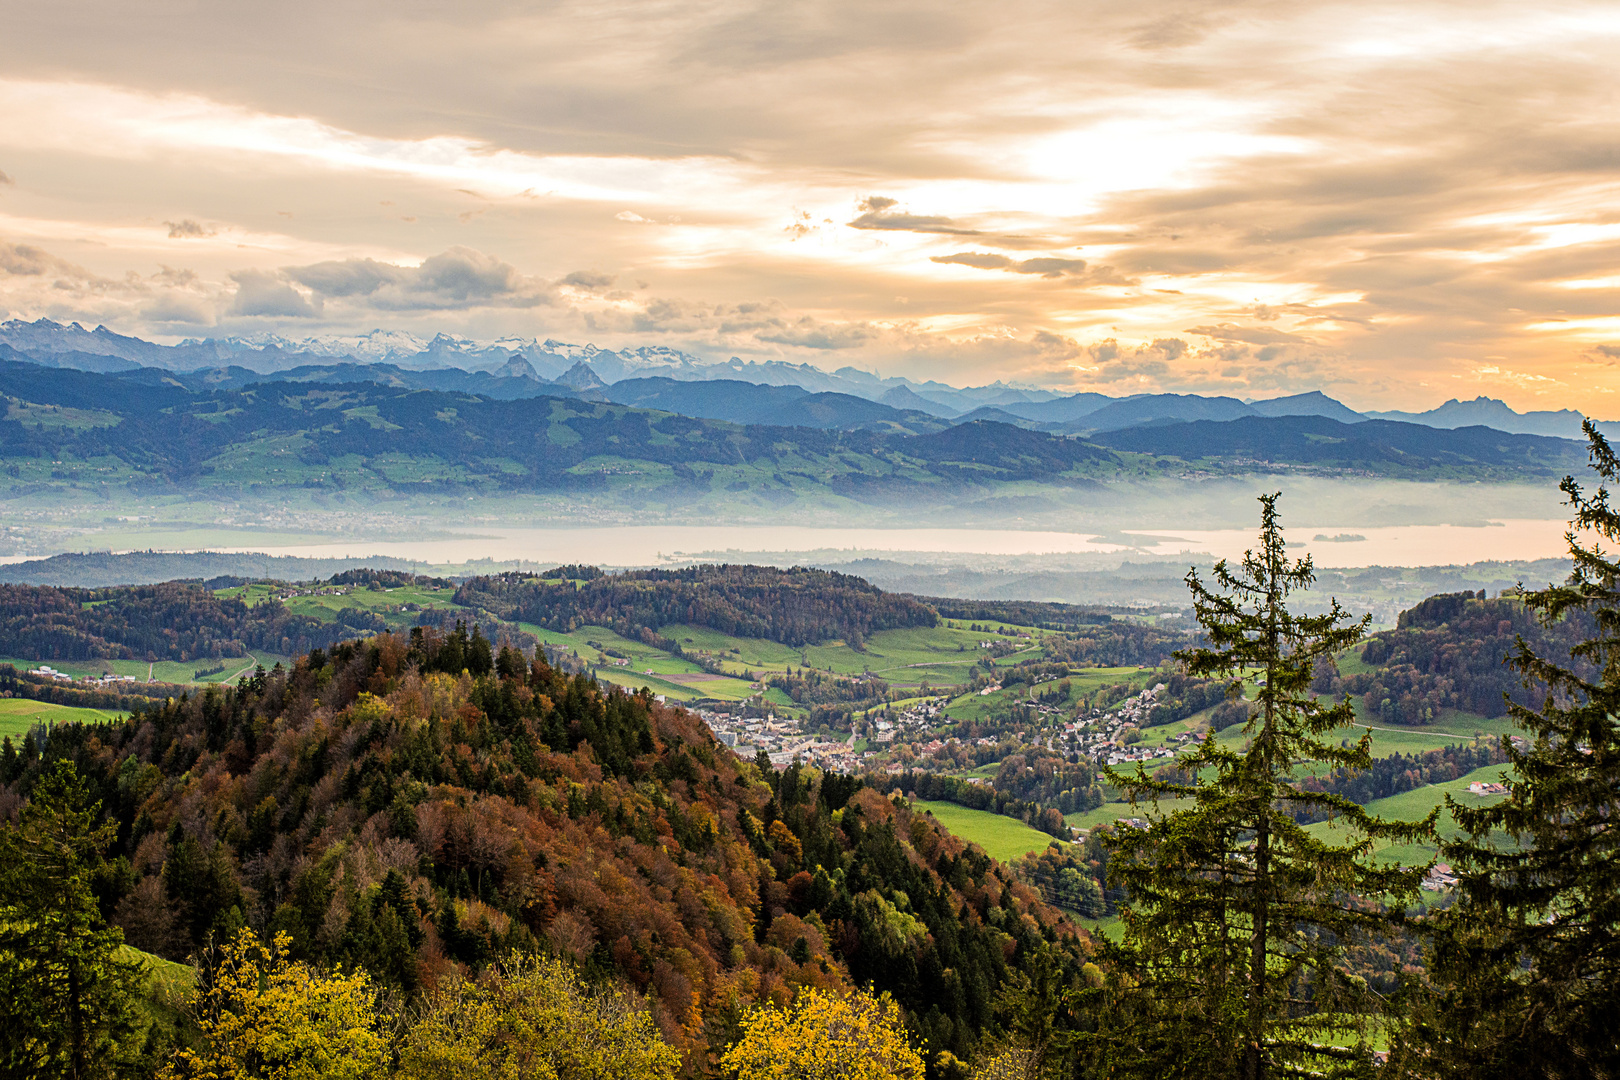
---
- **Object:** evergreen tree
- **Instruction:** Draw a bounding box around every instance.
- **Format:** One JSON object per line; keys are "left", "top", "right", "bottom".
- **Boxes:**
{"left": 1413, "top": 423, "right": 1620, "bottom": 1078}
{"left": 1098, "top": 494, "right": 1430, "bottom": 1080}
{"left": 0, "top": 760, "right": 142, "bottom": 1080}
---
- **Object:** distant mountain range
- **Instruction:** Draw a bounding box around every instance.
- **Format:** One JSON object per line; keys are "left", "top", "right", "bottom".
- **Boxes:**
{"left": 0, "top": 355, "right": 1588, "bottom": 517}
{"left": 1364, "top": 397, "right": 1597, "bottom": 440}
{"left": 1, "top": 318, "right": 1613, "bottom": 443}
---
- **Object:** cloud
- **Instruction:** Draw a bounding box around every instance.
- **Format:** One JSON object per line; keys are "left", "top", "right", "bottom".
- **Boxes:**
{"left": 408, "top": 247, "right": 526, "bottom": 303}
{"left": 285, "top": 258, "right": 406, "bottom": 298}
{"left": 932, "top": 252, "right": 1093, "bottom": 279}
{"left": 561, "top": 270, "right": 616, "bottom": 290}
{"left": 1126, "top": 13, "right": 1219, "bottom": 51}
{"left": 142, "top": 291, "right": 215, "bottom": 324}
{"left": 229, "top": 269, "right": 321, "bottom": 318}
{"left": 756, "top": 319, "right": 876, "bottom": 350}
{"left": 281, "top": 247, "right": 545, "bottom": 311}
{"left": 1075, "top": 337, "right": 1192, "bottom": 383}
{"left": 848, "top": 195, "right": 980, "bottom": 235}
{"left": 1185, "top": 324, "right": 1316, "bottom": 346}
{"left": 7, "top": 2, "right": 1620, "bottom": 409}
{"left": 0, "top": 242, "right": 92, "bottom": 279}
{"left": 165, "top": 219, "right": 216, "bottom": 239}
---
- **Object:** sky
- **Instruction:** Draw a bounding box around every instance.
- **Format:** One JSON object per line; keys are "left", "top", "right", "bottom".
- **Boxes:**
{"left": 0, "top": 0, "right": 1617, "bottom": 411}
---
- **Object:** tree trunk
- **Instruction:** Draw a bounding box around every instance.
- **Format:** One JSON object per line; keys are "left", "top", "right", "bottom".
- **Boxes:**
{"left": 1247, "top": 809, "right": 1269, "bottom": 1080}
{"left": 69, "top": 958, "right": 85, "bottom": 1080}
{"left": 1247, "top": 591, "right": 1280, "bottom": 1080}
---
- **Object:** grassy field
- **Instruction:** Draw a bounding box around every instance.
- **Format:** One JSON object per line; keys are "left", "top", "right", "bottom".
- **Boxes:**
{"left": 663, "top": 625, "right": 803, "bottom": 671}
{"left": 1302, "top": 762, "right": 1514, "bottom": 867}
{"left": 1, "top": 655, "right": 266, "bottom": 686}
{"left": 1206, "top": 708, "right": 1514, "bottom": 759}
{"left": 945, "top": 665, "right": 1156, "bottom": 723}
{"left": 184, "top": 584, "right": 1136, "bottom": 708}
{"left": 118, "top": 944, "right": 195, "bottom": 1033}
{"left": 1074, "top": 913, "right": 1125, "bottom": 942}
{"left": 520, "top": 622, "right": 761, "bottom": 703}
{"left": 1066, "top": 796, "right": 1199, "bottom": 833}
{"left": 0, "top": 698, "right": 125, "bottom": 737}
{"left": 516, "top": 618, "right": 1074, "bottom": 707}
{"left": 913, "top": 799, "right": 1067, "bottom": 863}
{"left": 217, "top": 581, "right": 464, "bottom": 628}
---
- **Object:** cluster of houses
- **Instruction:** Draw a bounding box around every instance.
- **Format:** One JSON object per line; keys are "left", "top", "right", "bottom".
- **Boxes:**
{"left": 868, "top": 697, "right": 950, "bottom": 743}
{"left": 1467, "top": 780, "right": 1509, "bottom": 796}
{"left": 1111, "top": 683, "right": 1170, "bottom": 727}
{"left": 1422, "top": 862, "right": 1459, "bottom": 891}
{"left": 1060, "top": 683, "right": 1185, "bottom": 767}
{"left": 28, "top": 665, "right": 143, "bottom": 686}
{"left": 697, "top": 708, "right": 863, "bottom": 773}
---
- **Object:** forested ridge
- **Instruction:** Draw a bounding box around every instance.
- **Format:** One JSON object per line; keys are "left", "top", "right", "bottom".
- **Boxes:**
{"left": 1327, "top": 589, "right": 1595, "bottom": 721}
{"left": 0, "top": 623, "right": 1086, "bottom": 1074}
{"left": 457, "top": 565, "right": 940, "bottom": 647}
{"left": 0, "top": 581, "right": 344, "bottom": 661}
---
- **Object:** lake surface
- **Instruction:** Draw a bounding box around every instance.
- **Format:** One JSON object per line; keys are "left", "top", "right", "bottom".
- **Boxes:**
{"left": 191, "top": 517, "right": 1578, "bottom": 569}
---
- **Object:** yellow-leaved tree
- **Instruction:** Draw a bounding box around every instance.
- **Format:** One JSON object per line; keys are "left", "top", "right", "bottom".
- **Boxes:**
{"left": 396, "top": 953, "right": 681, "bottom": 1080}
{"left": 160, "top": 929, "right": 387, "bottom": 1080}
{"left": 720, "top": 986, "right": 924, "bottom": 1080}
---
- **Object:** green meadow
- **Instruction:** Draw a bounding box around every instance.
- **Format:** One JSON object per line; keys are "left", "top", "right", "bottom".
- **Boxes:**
{"left": 519, "top": 623, "right": 761, "bottom": 703}
{"left": 943, "top": 665, "right": 1153, "bottom": 724}
{"left": 1, "top": 655, "right": 265, "bottom": 686}
{"left": 0, "top": 697, "right": 126, "bottom": 737}
{"left": 1303, "top": 762, "right": 1513, "bottom": 867}
{"left": 1066, "top": 796, "right": 1198, "bottom": 833}
{"left": 913, "top": 799, "right": 1067, "bottom": 863}
{"left": 216, "top": 581, "right": 463, "bottom": 628}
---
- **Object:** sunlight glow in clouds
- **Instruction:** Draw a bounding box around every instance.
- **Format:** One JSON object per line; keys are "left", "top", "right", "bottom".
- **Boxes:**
{"left": 0, "top": 0, "right": 1618, "bottom": 410}
{"left": 0, "top": 80, "right": 763, "bottom": 207}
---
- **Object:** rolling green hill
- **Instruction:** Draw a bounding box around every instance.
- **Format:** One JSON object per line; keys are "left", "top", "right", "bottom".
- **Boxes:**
{"left": 0, "top": 359, "right": 1588, "bottom": 515}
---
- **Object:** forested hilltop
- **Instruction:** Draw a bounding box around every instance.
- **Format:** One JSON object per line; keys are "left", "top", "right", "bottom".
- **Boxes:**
{"left": 0, "top": 581, "right": 351, "bottom": 662}
{"left": 457, "top": 566, "right": 939, "bottom": 648}
{"left": 1326, "top": 589, "right": 1596, "bottom": 721}
{"left": 4, "top": 625, "right": 1086, "bottom": 1073}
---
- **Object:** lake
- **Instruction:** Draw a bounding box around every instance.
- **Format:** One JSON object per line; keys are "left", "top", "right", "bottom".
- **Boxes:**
{"left": 189, "top": 517, "right": 1578, "bottom": 569}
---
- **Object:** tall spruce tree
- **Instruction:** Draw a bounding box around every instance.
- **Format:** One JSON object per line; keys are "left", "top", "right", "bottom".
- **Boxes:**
{"left": 1411, "top": 423, "right": 1620, "bottom": 1078}
{"left": 0, "top": 760, "right": 142, "bottom": 1079}
{"left": 1099, "top": 494, "right": 1431, "bottom": 1080}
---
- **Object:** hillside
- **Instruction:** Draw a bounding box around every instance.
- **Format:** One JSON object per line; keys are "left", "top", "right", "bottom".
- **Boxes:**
{"left": 1327, "top": 589, "right": 1595, "bottom": 721}
{"left": 1091, "top": 414, "right": 1585, "bottom": 478}
{"left": 0, "top": 359, "right": 1594, "bottom": 517}
{"left": 0, "top": 551, "right": 424, "bottom": 588}
{"left": 0, "top": 359, "right": 1111, "bottom": 504}
{"left": 0, "top": 580, "right": 347, "bottom": 662}
{"left": 601, "top": 377, "right": 947, "bottom": 433}
{"left": 15, "top": 628, "right": 1088, "bottom": 1069}
{"left": 457, "top": 565, "right": 940, "bottom": 648}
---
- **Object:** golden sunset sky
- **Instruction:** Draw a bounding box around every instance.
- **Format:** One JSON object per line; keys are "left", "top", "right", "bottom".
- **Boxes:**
{"left": 1, "top": 0, "right": 1617, "bottom": 410}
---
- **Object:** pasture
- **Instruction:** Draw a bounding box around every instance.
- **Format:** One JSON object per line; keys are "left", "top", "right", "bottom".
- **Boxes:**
{"left": 913, "top": 799, "right": 1067, "bottom": 863}
{"left": 0, "top": 697, "right": 125, "bottom": 738}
